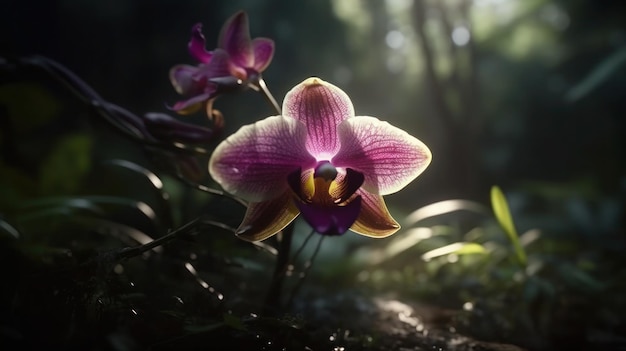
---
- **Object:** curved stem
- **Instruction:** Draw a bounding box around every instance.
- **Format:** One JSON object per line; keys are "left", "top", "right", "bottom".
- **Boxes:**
{"left": 173, "top": 171, "right": 248, "bottom": 208}
{"left": 116, "top": 217, "right": 201, "bottom": 261}
{"left": 15, "top": 55, "right": 212, "bottom": 156}
{"left": 286, "top": 234, "right": 324, "bottom": 309}
{"left": 254, "top": 77, "right": 281, "bottom": 115}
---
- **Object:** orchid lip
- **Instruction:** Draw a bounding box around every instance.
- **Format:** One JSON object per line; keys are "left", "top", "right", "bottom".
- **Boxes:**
{"left": 295, "top": 195, "right": 362, "bottom": 235}
{"left": 286, "top": 164, "right": 366, "bottom": 235}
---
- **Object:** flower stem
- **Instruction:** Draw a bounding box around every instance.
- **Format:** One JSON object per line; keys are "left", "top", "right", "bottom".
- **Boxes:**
{"left": 286, "top": 234, "right": 324, "bottom": 309}
{"left": 116, "top": 217, "right": 201, "bottom": 261}
{"left": 255, "top": 77, "right": 281, "bottom": 115}
{"left": 251, "top": 75, "right": 292, "bottom": 314}
{"left": 263, "top": 222, "right": 294, "bottom": 314}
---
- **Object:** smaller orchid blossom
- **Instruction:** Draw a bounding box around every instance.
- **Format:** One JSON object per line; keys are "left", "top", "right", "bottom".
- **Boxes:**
{"left": 169, "top": 11, "right": 275, "bottom": 114}
{"left": 209, "top": 78, "right": 432, "bottom": 241}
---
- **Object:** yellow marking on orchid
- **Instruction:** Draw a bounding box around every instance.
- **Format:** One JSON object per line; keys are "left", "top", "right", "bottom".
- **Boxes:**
{"left": 302, "top": 77, "right": 323, "bottom": 86}
{"left": 312, "top": 177, "right": 336, "bottom": 206}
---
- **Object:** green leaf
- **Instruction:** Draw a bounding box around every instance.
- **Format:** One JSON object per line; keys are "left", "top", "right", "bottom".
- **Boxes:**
{"left": 421, "top": 242, "right": 487, "bottom": 261}
{"left": 19, "top": 195, "right": 155, "bottom": 220}
{"left": 565, "top": 46, "right": 626, "bottom": 102}
{"left": 0, "top": 218, "right": 21, "bottom": 239}
{"left": 0, "top": 82, "right": 61, "bottom": 133}
{"left": 39, "top": 133, "right": 93, "bottom": 195}
{"left": 183, "top": 314, "right": 247, "bottom": 334}
{"left": 558, "top": 263, "right": 606, "bottom": 292}
{"left": 184, "top": 322, "right": 225, "bottom": 334}
{"left": 222, "top": 313, "right": 247, "bottom": 331}
{"left": 490, "top": 185, "right": 527, "bottom": 266}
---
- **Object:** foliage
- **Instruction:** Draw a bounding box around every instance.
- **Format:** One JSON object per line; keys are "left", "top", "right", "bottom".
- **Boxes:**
{"left": 346, "top": 184, "right": 626, "bottom": 350}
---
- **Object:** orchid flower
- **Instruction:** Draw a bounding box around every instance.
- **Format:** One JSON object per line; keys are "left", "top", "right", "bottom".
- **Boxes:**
{"left": 169, "top": 11, "right": 275, "bottom": 114}
{"left": 209, "top": 78, "right": 432, "bottom": 242}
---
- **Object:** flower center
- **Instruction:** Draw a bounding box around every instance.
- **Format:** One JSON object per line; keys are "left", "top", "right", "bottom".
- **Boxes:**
{"left": 314, "top": 161, "right": 338, "bottom": 181}
{"left": 287, "top": 162, "right": 365, "bottom": 235}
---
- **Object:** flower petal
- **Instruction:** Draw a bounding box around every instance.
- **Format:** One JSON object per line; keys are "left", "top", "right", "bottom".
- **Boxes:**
{"left": 349, "top": 190, "right": 400, "bottom": 238}
{"left": 188, "top": 23, "right": 213, "bottom": 63}
{"left": 283, "top": 78, "right": 355, "bottom": 159}
{"left": 329, "top": 168, "right": 364, "bottom": 204}
{"left": 209, "top": 116, "right": 316, "bottom": 202}
{"left": 169, "top": 64, "right": 202, "bottom": 95}
{"left": 236, "top": 191, "right": 299, "bottom": 242}
{"left": 218, "top": 11, "right": 253, "bottom": 69}
{"left": 295, "top": 196, "right": 362, "bottom": 236}
{"left": 332, "top": 116, "right": 432, "bottom": 195}
{"left": 200, "top": 49, "right": 233, "bottom": 78}
{"left": 287, "top": 168, "right": 313, "bottom": 202}
{"left": 170, "top": 92, "right": 214, "bottom": 114}
{"left": 251, "top": 38, "right": 274, "bottom": 72}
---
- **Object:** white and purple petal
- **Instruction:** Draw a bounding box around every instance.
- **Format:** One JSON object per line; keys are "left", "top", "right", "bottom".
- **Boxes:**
{"left": 209, "top": 116, "right": 316, "bottom": 202}
{"left": 332, "top": 116, "right": 432, "bottom": 195}
{"left": 283, "top": 78, "right": 355, "bottom": 159}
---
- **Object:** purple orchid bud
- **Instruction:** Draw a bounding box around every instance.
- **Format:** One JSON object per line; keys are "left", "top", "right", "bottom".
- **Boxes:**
{"left": 143, "top": 112, "right": 216, "bottom": 144}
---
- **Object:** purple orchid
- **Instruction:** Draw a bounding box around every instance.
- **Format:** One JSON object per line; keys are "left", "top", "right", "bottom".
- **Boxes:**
{"left": 169, "top": 11, "right": 275, "bottom": 114}
{"left": 209, "top": 78, "right": 432, "bottom": 241}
